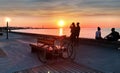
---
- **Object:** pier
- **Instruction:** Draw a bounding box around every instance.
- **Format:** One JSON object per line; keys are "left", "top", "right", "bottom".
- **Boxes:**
{"left": 0, "top": 32, "right": 120, "bottom": 73}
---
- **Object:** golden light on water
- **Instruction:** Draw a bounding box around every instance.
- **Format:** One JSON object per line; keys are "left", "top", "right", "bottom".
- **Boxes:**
{"left": 59, "top": 28, "right": 63, "bottom": 36}
{"left": 5, "top": 17, "right": 11, "bottom": 22}
{"left": 58, "top": 20, "right": 65, "bottom": 27}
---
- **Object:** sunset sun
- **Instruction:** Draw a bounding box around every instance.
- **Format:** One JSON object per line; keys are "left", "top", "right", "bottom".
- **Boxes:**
{"left": 58, "top": 20, "right": 65, "bottom": 27}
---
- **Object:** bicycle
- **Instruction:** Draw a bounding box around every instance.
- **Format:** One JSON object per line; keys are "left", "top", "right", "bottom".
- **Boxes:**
{"left": 30, "top": 35, "right": 76, "bottom": 63}
{"left": 54, "top": 35, "right": 76, "bottom": 60}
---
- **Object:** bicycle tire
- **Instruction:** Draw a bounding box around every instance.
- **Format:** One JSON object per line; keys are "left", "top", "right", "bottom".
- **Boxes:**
{"left": 67, "top": 42, "right": 74, "bottom": 58}
{"left": 61, "top": 41, "right": 73, "bottom": 59}
{"left": 37, "top": 49, "right": 47, "bottom": 63}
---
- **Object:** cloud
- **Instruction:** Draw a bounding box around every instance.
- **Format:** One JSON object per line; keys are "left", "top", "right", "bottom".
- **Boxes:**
{"left": 0, "top": 0, "right": 119, "bottom": 17}
{"left": 80, "top": 0, "right": 120, "bottom": 8}
{"left": 31, "top": 0, "right": 55, "bottom": 2}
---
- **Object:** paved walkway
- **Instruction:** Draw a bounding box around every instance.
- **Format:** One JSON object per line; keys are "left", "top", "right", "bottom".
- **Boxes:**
{"left": 0, "top": 33, "right": 120, "bottom": 73}
{"left": 15, "top": 60, "right": 101, "bottom": 73}
{"left": 0, "top": 33, "right": 42, "bottom": 73}
{"left": 74, "top": 44, "right": 120, "bottom": 73}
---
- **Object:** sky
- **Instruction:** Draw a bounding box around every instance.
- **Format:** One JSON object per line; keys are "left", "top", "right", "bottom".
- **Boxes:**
{"left": 0, "top": 0, "right": 120, "bottom": 28}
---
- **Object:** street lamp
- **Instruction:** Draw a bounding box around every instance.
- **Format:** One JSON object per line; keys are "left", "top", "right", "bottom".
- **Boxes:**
{"left": 5, "top": 17, "right": 11, "bottom": 39}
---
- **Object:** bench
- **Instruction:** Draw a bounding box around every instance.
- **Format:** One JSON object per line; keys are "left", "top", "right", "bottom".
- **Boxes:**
{"left": 29, "top": 36, "right": 66, "bottom": 62}
{"left": 30, "top": 39, "right": 54, "bottom": 63}
{"left": 29, "top": 36, "right": 57, "bottom": 53}
{"left": 29, "top": 36, "right": 66, "bottom": 63}
{"left": 30, "top": 35, "right": 66, "bottom": 52}
{"left": 37, "top": 37, "right": 55, "bottom": 46}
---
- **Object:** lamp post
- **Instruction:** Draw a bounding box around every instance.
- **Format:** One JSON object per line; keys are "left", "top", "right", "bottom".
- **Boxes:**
{"left": 5, "top": 17, "right": 11, "bottom": 39}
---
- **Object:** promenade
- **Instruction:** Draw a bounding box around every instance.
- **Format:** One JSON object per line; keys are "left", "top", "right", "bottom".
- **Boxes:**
{"left": 0, "top": 33, "right": 120, "bottom": 73}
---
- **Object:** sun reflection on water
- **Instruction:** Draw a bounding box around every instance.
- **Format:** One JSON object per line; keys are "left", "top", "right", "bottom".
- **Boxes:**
{"left": 59, "top": 28, "right": 63, "bottom": 36}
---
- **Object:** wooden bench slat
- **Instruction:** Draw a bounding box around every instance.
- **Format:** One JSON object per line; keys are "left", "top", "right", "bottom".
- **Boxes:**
{"left": 37, "top": 40, "right": 54, "bottom": 45}
{"left": 37, "top": 37, "right": 55, "bottom": 45}
{"left": 29, "top": 44, "right": 47, "bottom": 53}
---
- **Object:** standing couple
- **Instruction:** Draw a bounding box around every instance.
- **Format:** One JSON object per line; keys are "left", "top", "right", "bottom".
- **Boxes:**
{"left": 70, "top": 22, "right": 80, "bottom": 42}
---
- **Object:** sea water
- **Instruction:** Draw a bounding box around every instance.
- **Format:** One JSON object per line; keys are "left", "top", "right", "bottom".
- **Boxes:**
{"left": 12, "top": 28, "right": 120, "bottom": 39}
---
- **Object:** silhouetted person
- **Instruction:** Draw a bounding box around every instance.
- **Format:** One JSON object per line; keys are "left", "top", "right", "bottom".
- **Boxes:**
{"left": 95, "top": 27, "right": 102, "bottom": 40}
{"left": 70, "top": 22, "right": 76, "bottom": 43}
{"left": 75, "top": 22, "right": 80, "bottom": 39}
{"left": 104, "top": 28, "right": 120, "bottom": 41}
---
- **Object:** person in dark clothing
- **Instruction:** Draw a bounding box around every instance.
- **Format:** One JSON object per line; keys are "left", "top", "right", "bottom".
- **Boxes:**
{"left": 70, "top": 22, "right": 76, "bottom": 43}
{"left": 104, "top": 28, "right": 120, "bottom": 41}
{"left": 75, "top": 22, "right": 80, "bottom": 39}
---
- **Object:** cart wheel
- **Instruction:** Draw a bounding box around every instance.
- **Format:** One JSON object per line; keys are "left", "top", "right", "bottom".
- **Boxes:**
{"left": 37, "top": 49, "right": 47, "bottom": 63}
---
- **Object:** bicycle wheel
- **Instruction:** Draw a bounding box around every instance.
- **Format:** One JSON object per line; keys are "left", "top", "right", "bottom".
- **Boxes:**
{"left": 67, "top": 42, "right": 74, "bottom": 58}
{"left": 37, "top": 48, "right": 47, "bottom": 63}
{"left": 61, "top": 41, "right": 73, "bottom": 59}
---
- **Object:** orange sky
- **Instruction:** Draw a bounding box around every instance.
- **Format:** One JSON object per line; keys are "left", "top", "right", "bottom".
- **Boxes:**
{"left": 0, "top": 15, "right": 119, "bottom": 28}
{"left": 0, "top": 0, "right": 120, "bottom": 28}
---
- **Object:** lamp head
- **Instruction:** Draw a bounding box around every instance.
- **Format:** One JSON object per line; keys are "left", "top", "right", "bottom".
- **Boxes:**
{"left": 5, "top": 17, "right": 11, "bottom": 22}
